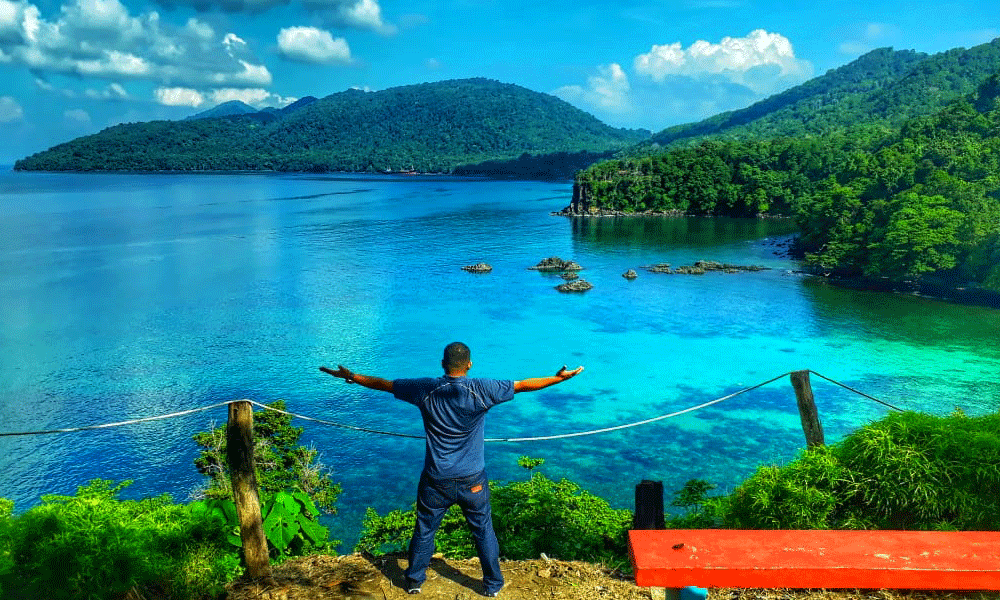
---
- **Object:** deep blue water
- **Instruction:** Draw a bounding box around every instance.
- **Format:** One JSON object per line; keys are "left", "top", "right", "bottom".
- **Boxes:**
{"left": 2, "top": 171, "right": 999, "bottom": 545}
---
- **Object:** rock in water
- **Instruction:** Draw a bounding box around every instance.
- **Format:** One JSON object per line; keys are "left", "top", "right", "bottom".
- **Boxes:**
{"left": 622, "top": 269, "right": 638, "bottom": 280}
{"left": 555, "top": 279, "right": 593, "bottom": 292}
{"left": 529, "top": 257, "right": 583, "bottom": 271}
{"left": 461, "top": 263, "right": 493, "bottom": 273}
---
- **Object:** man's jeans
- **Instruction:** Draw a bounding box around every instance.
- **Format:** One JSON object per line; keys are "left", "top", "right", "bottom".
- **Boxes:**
{"left": 404, "top": 469, "right": 503, "bottom": 594}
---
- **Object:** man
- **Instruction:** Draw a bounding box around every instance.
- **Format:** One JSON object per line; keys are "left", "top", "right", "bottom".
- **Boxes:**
{"left": 320, "top": 342, "right": 584, "bottom": 597}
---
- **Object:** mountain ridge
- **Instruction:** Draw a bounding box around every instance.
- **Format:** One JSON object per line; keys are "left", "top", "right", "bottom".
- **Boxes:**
{"left": 14, "top": 78, "right": 648, "bottom": 174}
{"left": 645, "top": 38, "right": 1000, "bottom": 147}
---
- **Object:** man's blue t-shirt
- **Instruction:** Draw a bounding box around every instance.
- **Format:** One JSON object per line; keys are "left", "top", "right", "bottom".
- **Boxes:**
{"left": 392, "top": 375, "right": 515, "bottom": 479}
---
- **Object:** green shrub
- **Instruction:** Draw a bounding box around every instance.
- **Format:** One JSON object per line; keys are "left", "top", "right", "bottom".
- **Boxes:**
{"left": 190, "top": 491, "right": 336, "bottom": 562}
{"left": 491, "top": 469, "right": 631, "bottom": 565}
{"left": 705, "top": 410, "right": 1000, "bottom": 531}
{"left": 0, "top": 480, "right": 242, "bottom": 600}
{"left": 192, "top": 399, "right": 342, "bottom": 516}
{"left": 355, "top": 459, "right": 631, "bottom": 567}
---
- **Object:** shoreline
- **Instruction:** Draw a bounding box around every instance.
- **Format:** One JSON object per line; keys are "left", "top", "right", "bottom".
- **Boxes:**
{"left": 551, "top": 206, "right": 794, "bottom": 219}
{"left": 552, "top": 207, "right": 1000, "bottom": 310}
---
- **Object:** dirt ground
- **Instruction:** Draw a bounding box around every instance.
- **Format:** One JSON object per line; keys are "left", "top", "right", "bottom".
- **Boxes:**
{"left": 225, "top": 554, "right": 1000, "bottom": 600}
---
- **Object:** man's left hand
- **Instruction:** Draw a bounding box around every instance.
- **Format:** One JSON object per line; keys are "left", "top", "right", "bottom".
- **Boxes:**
{"left": 556, "top": 365, "right": 584, "bottom": 379}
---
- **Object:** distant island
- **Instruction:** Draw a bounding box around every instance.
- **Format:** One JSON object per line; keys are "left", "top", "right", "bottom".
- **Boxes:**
{"left": 13, "top": 78, "right": 649, "bottom": 177}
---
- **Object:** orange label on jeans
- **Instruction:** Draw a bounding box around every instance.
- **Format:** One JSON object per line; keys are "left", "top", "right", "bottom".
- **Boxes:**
{"left": 470, "top": 484, "right": 483, "bottom": 493}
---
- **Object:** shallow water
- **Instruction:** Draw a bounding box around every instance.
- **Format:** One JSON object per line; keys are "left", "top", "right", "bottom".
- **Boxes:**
{"left": 1, "top": 171, "right": 998, "bottom": 544}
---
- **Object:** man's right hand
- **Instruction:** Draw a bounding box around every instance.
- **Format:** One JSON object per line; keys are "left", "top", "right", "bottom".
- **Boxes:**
{"left": 320, "top": 365, "right": 355, "bottom": 383}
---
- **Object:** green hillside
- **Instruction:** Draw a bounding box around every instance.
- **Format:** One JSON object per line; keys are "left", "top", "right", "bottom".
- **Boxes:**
{"left": 571, "top": 74, "right": 1000, "bottom": 290}
{"left": 648, "top": 38, "right": 1000, "bottom": 147}
{"left": 14, "top": 78, "right": 648, "bottom": 174}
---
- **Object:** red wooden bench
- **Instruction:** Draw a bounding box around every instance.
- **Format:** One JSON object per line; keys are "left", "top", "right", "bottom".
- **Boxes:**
{"left": 630, "top": 529, "right": 1000, "bottom": 591}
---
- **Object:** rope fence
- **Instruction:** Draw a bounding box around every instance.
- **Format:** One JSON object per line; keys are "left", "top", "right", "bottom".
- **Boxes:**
{"left": 0, "top": 370, "right": 904, "bottom": 439}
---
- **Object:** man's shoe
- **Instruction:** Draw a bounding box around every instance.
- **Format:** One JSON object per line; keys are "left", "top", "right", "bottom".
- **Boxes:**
{"left": 407, "top": 587, "right": 421, "bottom": 595}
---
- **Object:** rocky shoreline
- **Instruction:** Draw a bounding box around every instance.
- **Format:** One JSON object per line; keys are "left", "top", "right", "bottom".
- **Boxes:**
{"left": 460, "top": 256, "right": 775, "bottom": 294}
{"left": 461, "top": 252, "right": 1000, "bottom": 308}
{"left": 644, "top": 260, "right": 769, "bottom": 275}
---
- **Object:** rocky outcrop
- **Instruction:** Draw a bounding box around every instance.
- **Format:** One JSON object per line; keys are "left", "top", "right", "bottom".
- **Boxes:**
{"left": 529, "top": 257, "right": 583, "bottom": 271}
{"left": 560, "top": 272, "right": 579, "bottom": 280}
{"left": 462, "top": 263, "right": 493, "bottom": 273}
{"left": 622, "top": 269, "right": 638, "bottom": 280}
{"left": 646, "top": 263, "right": 672, "bottom": 274}
{"left": 644, "top": 260, "right": 769, "bottom": 275}
{"left": 555, "top": 279, "right": 593, "bottom": 292}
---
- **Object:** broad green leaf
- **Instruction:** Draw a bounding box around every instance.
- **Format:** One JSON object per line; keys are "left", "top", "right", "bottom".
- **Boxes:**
{"left": 298, "top": 516, "right": 328, "bottom": 543}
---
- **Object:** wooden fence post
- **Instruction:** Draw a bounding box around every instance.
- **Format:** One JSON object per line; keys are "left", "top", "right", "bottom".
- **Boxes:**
{"left": 790, "top": 370, "right": 825, "bottom": 448}
{"left": 227, "top": 400, "right": 273, "bottom": 581}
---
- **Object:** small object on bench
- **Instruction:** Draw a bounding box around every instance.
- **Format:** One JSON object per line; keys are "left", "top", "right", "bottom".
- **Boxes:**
{"left": 630, "top": 529, "right": 1000, "bottom": 591}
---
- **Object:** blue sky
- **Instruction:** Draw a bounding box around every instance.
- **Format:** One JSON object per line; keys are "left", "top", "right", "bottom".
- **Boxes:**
{"left": 0, "top": 0, "right": 997, "bottom": 163}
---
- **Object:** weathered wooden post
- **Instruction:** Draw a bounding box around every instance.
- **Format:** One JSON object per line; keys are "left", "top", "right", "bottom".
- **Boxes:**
{"left": 634, "top": 480, "right": 665, "bottom": 530}
{"left": 790, "top": 370, "right": 825, "bottom": 448}
{"left": 226, "top": 400, "right": 273, "bottom": 581}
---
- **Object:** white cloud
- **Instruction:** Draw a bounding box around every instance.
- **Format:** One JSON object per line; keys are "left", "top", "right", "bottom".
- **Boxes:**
{"left": 84, "top": 82, "right": 129, "bottom": 99}
{"left": 60, "top": 0, "right": 135, "bottom": 33}
{"left": 76, "top": 50, "right": 150, "bottom": 77}
{"left": 154, "top": 85, "right": 292, "bottom": 110}
{"left": 553, "top": 63, "right": 631, "bottom": 114}
{"left": 555, "top": 30, "right": 813, "bottom": 131}
{"left": 299, "top": 0, "right": 394, "bottom": 33}
{"left": 634, "top": 29, "right": 811, "bottom": 93}
{"left": 207, "top": 87, "right": 271, "bottom": 106}
{"left": 0, "top": 0, "right": 272, "bottom": 90}
{"left": 337, "top": 0, "right": 393, "bottom": 34}
{"left": 155, "top": 86, "right": 204, "bottom": 106}
{"left": 277, "top": 26, "right": 350, "bottom": 64}
{"left": 0, "top": 95, "right": 24, "bottom": 121}
{"left": 147, "top": 0, "right": 394, "bottom": 34}
{"left": 63, "top": 107, "right": 91, "bottom": 125}
{"left": 184, "top": 16, "right": 212, "bottom": 39}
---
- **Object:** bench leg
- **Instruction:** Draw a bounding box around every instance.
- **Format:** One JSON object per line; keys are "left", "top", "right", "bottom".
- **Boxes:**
{"left": 648, "top": 587, "right": 707, "bottom": 600}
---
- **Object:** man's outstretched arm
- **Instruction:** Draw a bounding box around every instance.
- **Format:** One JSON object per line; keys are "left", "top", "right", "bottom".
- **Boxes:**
{"left": 514, "top": 365, "right": 584, "bottom": 393}
{"left": 320, "top": 365, "right": 394, "bottom": 393}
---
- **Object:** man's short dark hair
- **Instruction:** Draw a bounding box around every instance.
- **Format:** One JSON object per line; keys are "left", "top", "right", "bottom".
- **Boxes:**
{"left": 443, "top": 342, "right": 471, "bottom": 370}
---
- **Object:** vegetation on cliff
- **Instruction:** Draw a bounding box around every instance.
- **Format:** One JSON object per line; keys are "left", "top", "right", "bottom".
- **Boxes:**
{"left": 677, "top": 409, "right": 1000, "bottom": 532}
{"left": 646, "top": 39, "right": 1000, "bottom": 148}
{"left": 2, "top": 408, "right": 999, "bottom": 599}
{"left": 14, "top": 79, "right": 648, "bottom": 175}
{"left": 572, "top": 73, "right": 1000, "bottom": 290}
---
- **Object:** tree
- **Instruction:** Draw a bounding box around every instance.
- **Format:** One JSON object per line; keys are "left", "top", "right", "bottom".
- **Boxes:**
{"left": 192, "top": 400, "right": 341, "bottom": 514}
{"left": 867, "top": 192, "right": 963, "bottom": 278}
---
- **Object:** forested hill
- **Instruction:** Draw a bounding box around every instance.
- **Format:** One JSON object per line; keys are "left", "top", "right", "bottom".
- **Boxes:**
{"left": 570, "top": 74, "right": 1000, "bottom": 291}
{"left": 648, "top": 38, "right": 1000, "bottom": 147}
{"left": 14, "top": 78, "right": 649, "bottom": 174}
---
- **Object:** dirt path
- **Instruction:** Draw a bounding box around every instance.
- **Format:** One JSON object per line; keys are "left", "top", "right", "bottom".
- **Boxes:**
{"left": 224, "top": 554, "right": 1000, "bottom": 600}
{"left": 225, "top": 553, "right": 651, "bottom": 600}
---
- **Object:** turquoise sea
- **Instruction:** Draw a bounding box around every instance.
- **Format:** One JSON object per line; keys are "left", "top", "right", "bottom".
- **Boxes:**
{"left": 1, "top": 170, "right": 999, "bottom": 544}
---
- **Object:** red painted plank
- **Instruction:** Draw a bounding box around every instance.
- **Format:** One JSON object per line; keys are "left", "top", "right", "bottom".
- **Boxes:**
{"left": 629, "top": 529, "right": 1000, "bottom": 590}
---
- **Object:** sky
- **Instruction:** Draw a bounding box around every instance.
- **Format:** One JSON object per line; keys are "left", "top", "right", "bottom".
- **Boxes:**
{"left": 0, "top": 0, "right": 997, "bottom": 164}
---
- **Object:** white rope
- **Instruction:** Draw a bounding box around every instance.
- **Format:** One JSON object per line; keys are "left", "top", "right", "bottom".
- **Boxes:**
{"left": 244, "top": 400, "right": 424, "bottom": 439}
{"left": 809, "top": 370, "right": 905, "bottom": 412}
{"left": 0, "top": 371, "right": 904, "bottom": 439}
{"left": 0, "top": 401, "right": 234, "bottom": 437}
{"left": 484, "top": 371, "right": 793, "bottom": 442}
{"left": 246, "top": 371, "right": 794, "bottom": 442}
